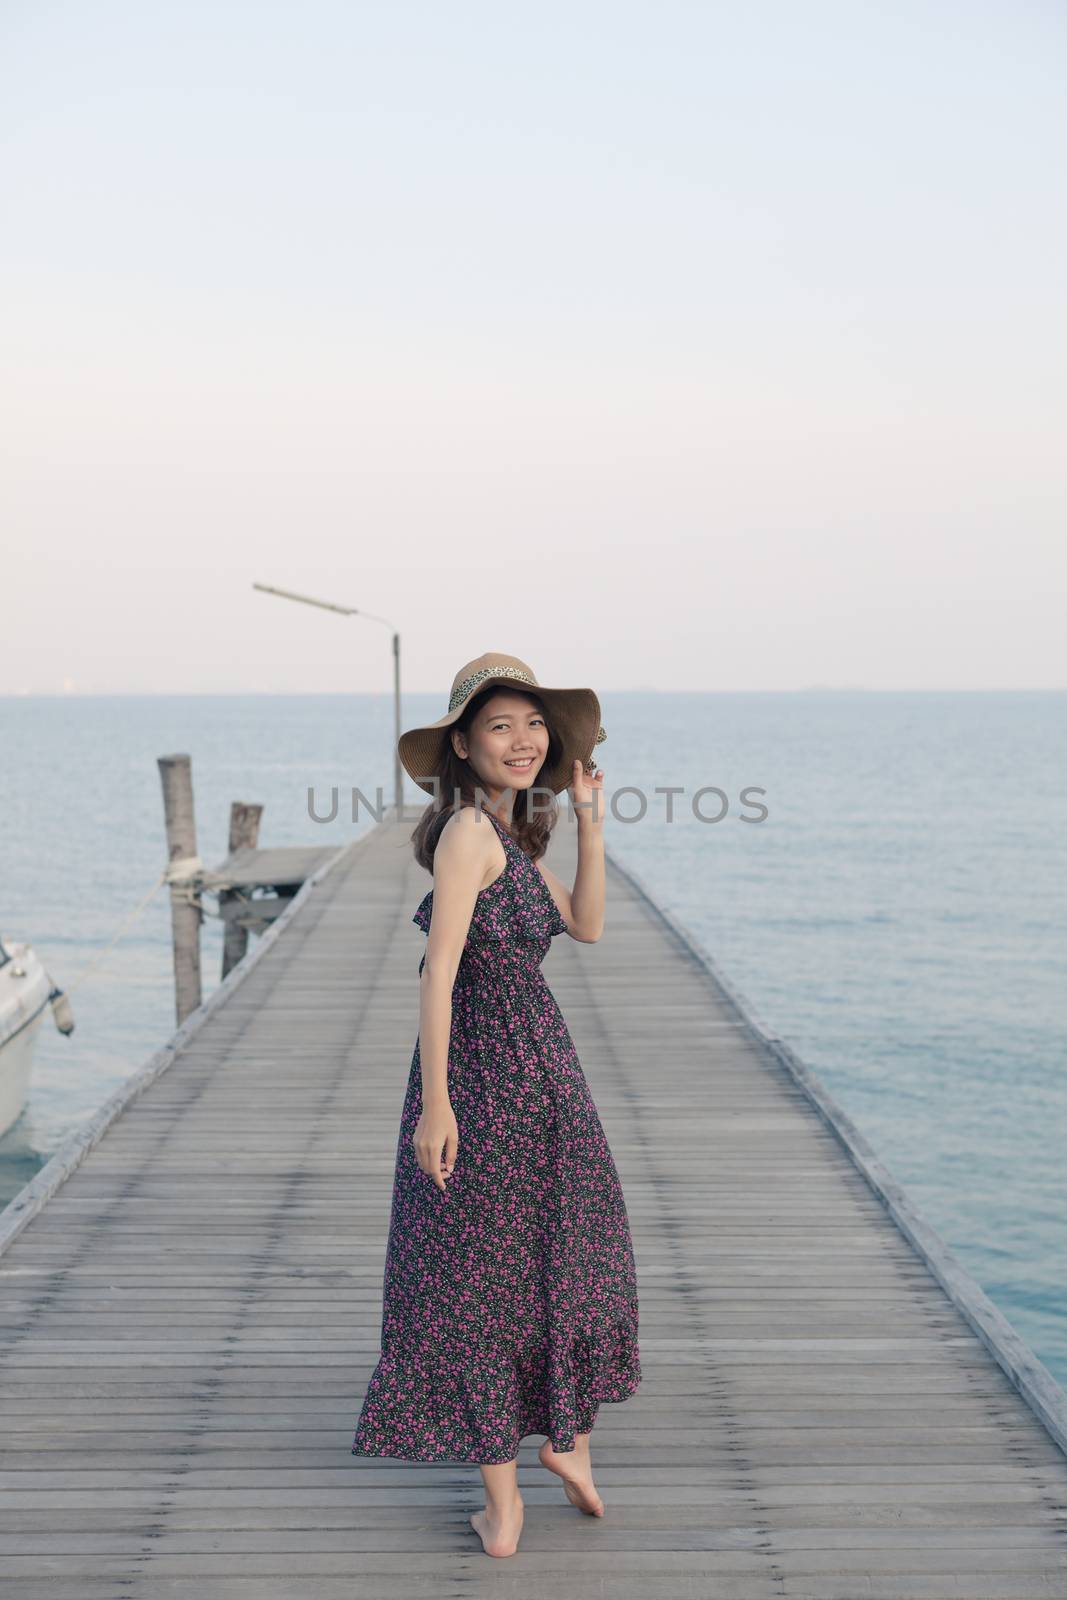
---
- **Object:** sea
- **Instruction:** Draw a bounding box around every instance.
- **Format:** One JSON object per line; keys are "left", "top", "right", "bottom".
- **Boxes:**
{"left": 2, "top": 690, "right": 1065, "bottom": 1389}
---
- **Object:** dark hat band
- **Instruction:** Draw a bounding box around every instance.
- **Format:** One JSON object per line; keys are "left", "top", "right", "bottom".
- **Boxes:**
{"left": 448, "top": 663, "right": 540, "bottom": 714}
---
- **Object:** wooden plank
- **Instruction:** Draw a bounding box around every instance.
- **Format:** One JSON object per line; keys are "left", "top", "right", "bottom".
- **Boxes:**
{"left": 202, "top": 845, "right": 343, "bottom": 891}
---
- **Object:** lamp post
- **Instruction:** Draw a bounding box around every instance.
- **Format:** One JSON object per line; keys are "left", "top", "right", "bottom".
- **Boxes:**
{"left": 253, "top": 583, "right": 404, "bottom": 820}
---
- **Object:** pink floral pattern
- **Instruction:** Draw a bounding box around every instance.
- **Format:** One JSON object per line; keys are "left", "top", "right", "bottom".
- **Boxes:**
{"left": 351, "top": 807, "right": 641, "bottom": 1463}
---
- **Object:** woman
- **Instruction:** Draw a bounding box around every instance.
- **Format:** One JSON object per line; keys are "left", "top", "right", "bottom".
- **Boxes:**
{"left": 351, "top": 651, "right": 641, "bottom": 1559}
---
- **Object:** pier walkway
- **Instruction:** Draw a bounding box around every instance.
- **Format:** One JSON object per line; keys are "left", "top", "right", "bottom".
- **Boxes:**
{"left": 2, "top": 810, "right": 1066, "bottom": 1597}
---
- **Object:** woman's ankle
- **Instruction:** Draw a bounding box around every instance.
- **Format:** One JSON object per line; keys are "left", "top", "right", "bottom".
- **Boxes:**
{"left": 485, "top": 1489, "right": 522, "bottom": 1514}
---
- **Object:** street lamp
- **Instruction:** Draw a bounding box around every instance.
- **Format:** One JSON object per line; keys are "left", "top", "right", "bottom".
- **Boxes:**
{"left": 253, "top": 582, "right": 404, "bottom": 820}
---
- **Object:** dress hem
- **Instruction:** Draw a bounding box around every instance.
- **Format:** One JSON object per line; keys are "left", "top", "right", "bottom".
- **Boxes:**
{"left": 350, "top": 1374, "right": 642, "bottom": 1464}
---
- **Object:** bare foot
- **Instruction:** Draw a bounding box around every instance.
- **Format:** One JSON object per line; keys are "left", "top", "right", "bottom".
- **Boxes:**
{"left": 469, "top": 1493, "right": 524, "bottom": 1557}
{"left": 538, "top": 1437, "right": 605, "bottom": 1516}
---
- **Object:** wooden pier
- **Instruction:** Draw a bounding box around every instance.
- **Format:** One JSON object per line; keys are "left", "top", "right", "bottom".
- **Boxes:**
{"left": 2, "top": 809, "right": 1066, "bottom": 1597}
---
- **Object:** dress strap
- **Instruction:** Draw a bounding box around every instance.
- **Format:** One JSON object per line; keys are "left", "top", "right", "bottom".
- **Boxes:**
{"left": 472, "top": 806, "right": 514, "bottom": 847}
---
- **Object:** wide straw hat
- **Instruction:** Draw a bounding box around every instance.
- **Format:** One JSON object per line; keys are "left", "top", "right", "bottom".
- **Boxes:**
{"left": 398, "top": 652, "right": 607, "bottom": 797}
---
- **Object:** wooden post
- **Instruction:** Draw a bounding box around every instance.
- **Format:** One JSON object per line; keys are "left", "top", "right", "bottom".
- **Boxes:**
{"left": 220, "top": 801, "right": 263, "bottom": 980}
{"left": 393, "top": 629, "right": 403, "bottom": 820}
{"left": 157, "top": 754, "right": 202, "bottom": 1025}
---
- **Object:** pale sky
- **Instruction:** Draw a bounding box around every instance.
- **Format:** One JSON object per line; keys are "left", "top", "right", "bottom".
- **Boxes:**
{"left": 2, "top": 0, "right": 1064, "bottom": 694}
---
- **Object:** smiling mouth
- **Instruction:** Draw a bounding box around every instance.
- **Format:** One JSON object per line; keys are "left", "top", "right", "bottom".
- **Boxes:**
{"left": 503, "top": 757, "right": 535, "bottom": 768}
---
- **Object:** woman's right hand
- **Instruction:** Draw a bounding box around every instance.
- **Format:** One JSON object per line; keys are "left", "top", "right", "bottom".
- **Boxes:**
{"left": 413, "top": 1099, "right": 459, "bottom": 1192}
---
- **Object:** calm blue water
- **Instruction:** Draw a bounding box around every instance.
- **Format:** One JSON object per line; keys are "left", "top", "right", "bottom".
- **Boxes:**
{"left": 2, "top": 692, "right": 1065, "bottom": 1388}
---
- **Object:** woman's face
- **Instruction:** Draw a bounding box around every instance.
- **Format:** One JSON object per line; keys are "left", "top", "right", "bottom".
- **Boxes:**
{"left": 452, "top": 691, "right": 550, "bottom": 798}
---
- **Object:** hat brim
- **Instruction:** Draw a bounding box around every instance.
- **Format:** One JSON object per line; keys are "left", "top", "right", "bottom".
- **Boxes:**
{"left": 398, "top": 681, "right": 604, "bottom": 796}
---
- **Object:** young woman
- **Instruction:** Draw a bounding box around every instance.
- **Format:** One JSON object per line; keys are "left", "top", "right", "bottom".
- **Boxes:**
{"left": 351, "top": 652, "right": 641, "bottom": 1559}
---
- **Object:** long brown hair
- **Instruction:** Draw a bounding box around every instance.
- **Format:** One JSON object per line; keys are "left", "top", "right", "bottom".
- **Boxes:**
{"left": 409, "top": 686, "right": 564, "bottom": 873}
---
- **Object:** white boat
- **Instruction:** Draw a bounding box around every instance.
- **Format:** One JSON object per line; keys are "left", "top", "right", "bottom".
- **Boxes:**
{"left": 0, "top": 935, "right": 74, "bottom": 1138}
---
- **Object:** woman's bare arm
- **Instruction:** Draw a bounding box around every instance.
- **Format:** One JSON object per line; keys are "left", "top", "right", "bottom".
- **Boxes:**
{"left": 418, "top": 807, "right": 503, "bottom": 1106}
{"left": 535, "top": 809, "right": 605, "bottom": 943}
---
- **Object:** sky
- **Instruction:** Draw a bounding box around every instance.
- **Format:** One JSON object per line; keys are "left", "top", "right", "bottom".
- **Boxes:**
{"left": 2, "top": 0, "right": 1065, "bottom": 694}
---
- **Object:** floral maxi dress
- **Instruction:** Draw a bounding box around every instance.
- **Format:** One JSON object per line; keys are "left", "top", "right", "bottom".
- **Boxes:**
{"left": 351, "top": 809, "right": 641, "bottom": 1464}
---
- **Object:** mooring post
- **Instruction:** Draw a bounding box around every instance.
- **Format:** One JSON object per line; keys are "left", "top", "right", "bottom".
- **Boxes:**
{"left": 157, "top": 753, "right": 202, "bottom": 1025}
{"left": 221, "top": 801, "right": 264, "bottom": 979}
{"left": 393, "top": 629, "right": 403, "bottom": 820}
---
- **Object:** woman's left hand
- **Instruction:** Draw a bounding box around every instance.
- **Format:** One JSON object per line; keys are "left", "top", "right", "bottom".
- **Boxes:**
{"left": 569, "top": 757, "right": 605, "bottom": 826}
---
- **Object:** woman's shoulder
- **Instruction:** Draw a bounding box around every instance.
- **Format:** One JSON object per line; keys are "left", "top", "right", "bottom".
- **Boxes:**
{"left": 413, "top": 811, "right": 509, "bottom": 934}
{"left": 417, "top": 807, "right": 505, "bottom": 899}
{"left": 436, "top": 804, "right": 506, "bottom": 852}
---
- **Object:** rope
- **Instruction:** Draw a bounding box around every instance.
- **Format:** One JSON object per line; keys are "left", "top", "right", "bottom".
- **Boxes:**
{"left": 61, "top": 860, "right": 238, "bottom": 996}
{"left": 164, "top": 854, "right": 203, "bottom": 884}
{"left": 65, "top": 868, "right": 169, "bottom": 995}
